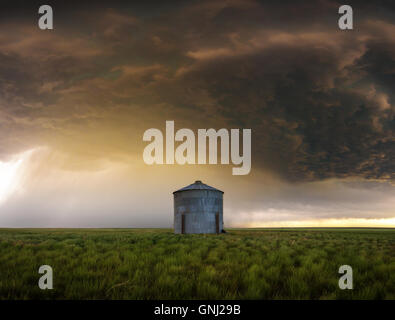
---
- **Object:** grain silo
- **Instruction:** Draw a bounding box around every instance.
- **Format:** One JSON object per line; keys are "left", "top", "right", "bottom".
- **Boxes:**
{"left": 173, "top": 180, "right": 224, "bottom": 234}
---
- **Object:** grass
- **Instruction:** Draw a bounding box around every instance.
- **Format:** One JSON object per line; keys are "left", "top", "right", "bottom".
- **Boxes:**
{"left": 0, "top": 228, "right": 394, "bottom": 299}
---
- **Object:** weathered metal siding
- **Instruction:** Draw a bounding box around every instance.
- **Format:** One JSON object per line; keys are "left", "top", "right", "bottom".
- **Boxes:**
{"left": 174, "top": 189, "right": 223, "bottom": 234}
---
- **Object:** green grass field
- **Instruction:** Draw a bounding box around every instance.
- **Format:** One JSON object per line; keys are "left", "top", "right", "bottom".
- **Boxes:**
{"left": 0, "top": 228, "right": 394, "bottom": 299}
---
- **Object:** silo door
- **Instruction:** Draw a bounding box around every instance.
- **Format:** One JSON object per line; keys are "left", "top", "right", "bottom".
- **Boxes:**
{"left": 181, "top": 214, "right": 185, "bottom": 234}
{"left": 215, "top": 213, "right": 219, "bottom": 234}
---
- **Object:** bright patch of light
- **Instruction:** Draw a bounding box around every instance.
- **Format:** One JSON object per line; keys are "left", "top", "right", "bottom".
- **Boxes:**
{"left": 244, "top": 217, "right": 395, "bottom": 228}
{"left": 0, "top": 149, "right": 35, "bottom": 204}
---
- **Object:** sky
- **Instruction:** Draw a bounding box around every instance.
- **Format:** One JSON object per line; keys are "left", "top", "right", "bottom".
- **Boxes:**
{"left": 0, "top": 0, "right": 394, "bottom": 228}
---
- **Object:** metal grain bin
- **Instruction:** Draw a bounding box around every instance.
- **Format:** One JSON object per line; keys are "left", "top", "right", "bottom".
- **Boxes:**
{"left": 173, "top": 180, "right": 224, "bottom": 234}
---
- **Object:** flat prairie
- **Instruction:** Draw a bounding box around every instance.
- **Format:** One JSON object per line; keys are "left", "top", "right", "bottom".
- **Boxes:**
{"left": 0, "top": 228, "right": 393, "bottom": 299}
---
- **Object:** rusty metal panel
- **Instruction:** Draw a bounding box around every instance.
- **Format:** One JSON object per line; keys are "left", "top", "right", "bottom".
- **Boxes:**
{"left": 181, "top": 214, "right": 185, "bottom": 234}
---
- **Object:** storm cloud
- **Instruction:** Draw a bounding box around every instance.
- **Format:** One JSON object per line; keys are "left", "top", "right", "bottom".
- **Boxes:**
{"left": 0, "top": 0, "right": 393, "bottom": 227}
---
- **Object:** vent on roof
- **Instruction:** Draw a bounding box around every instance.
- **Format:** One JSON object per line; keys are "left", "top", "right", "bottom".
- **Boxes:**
{"left": 173, "top": 180, "right": 223, "bottom": 193}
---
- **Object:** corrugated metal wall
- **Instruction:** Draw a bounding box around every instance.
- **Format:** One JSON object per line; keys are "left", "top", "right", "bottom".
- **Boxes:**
{"left": 174, "top": 189, "right": 223, "bottom": 234}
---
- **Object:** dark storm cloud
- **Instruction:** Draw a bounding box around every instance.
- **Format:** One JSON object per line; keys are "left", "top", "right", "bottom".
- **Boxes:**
{"left": 0, "top": 0, "right": 394, "bottom": 182}
{"left": 170, "top": 27, "right": 394, "bottom": 180}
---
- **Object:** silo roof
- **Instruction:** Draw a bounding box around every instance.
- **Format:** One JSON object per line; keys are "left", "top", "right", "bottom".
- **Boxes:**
{"left": 173, "top": 180, "right": 224, "bottom": 194}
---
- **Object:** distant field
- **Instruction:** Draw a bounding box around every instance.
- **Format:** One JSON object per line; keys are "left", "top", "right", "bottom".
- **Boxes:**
{"left": 0, "top": 228, "right": 394, "bottom": 299}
